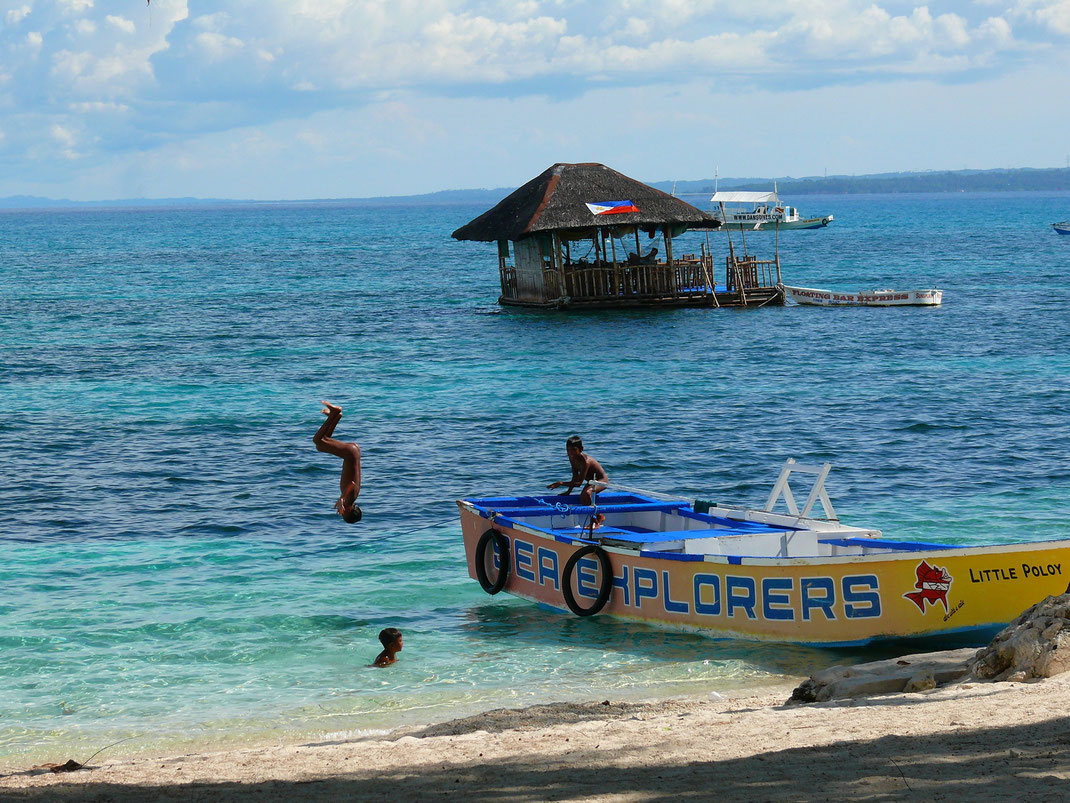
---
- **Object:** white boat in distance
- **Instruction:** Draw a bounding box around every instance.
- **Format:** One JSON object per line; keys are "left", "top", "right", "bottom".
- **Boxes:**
{"left": 710, "top": 190, "right": 833, "bottom": 231}
{"left": 784, "top": 285, "right": 943, "bottom": 307}
{"left": 1054, "top": 221, "right": 1070, "bottom": 235}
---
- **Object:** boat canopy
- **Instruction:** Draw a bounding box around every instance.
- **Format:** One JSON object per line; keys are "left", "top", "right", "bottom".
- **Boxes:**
{"left": 710, "top": 191, "right": 779, "bottom": 204}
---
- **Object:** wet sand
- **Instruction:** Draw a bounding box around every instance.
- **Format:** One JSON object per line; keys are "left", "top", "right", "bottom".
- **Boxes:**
{"left": 3, "top": 673, "right": 1069, "bottom": 801}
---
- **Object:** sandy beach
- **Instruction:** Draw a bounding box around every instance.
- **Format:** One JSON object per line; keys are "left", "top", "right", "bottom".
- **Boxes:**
{"left": 3, "top": 670, "right": 1068, "bottom": 801}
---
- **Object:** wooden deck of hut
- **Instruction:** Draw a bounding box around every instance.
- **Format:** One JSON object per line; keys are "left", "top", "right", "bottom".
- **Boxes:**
{"left": 452, "top": 163, "right": 784, "bottom": 309}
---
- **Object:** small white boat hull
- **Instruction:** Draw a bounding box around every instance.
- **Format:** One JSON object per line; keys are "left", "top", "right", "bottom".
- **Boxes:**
{"left": 784, "top": 285, "right": 942, "bottom": 307}
{"left": 720, "top": 215, "right": 833, "bottom": 231}
{"left": 1054, "top": 221, "right": 1070, "bottom": 235}
{"left": 709, "top": 191, "right": 832, "bottom": 231}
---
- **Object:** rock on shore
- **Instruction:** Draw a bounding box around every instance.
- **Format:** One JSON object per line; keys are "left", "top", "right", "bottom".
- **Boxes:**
{"left": 791, "top": 589, "right": 1070, "bottom": 703}
{"left": 971, "top": 589, "right": 1070, "bottom": 681}
{"left": 788, "top": 648, "right": 976, "bottom": 703}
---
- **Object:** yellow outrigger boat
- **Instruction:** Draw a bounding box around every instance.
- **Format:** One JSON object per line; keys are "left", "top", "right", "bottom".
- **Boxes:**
{"left": 458, "top": 460, "right": 1069, "bottom": 646}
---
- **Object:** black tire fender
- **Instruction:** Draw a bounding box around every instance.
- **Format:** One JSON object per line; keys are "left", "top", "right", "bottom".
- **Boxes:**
{"left": 475, "top": 528, "right": 510, "bottom": 595}
{"left": 561, "top": 544, "right": 612, "bottom": 616}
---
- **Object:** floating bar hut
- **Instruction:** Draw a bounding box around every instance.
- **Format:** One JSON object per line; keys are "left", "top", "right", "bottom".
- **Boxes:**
{"left": 452, "top": 162, "right": 785, "bottom": 309}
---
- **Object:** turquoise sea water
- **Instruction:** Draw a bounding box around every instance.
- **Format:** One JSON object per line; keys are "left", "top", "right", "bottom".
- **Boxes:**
{"left": 1, "top": 192, "right": 1068, "bottom": 766}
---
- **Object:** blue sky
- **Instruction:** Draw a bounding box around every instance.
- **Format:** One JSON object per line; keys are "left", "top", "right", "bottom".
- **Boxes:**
{"left": 1, "top": 0, "right": 1069, "bottom": 200}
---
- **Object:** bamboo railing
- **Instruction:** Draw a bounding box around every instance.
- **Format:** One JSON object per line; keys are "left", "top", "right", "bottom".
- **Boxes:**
{"left": 725, "top": 255, "right": 779, "bottom": 291}
{"left": 555, "top": 259, "right": 715, "bottom": 302}
{"left": 500, "top": 255, "right": 781, "bottom": 306}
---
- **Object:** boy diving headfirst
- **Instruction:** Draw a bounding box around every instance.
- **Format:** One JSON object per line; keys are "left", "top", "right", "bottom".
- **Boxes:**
{"left": 313, "top": 401, "right": 362, "bottom": 523}
{"left": 547, "top": 435, "right": 608, "bottom": 506}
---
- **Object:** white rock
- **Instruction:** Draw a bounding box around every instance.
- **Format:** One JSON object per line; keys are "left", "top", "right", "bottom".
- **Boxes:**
{"left": 970, "top": 591, "right": 1070, "bottom": 682}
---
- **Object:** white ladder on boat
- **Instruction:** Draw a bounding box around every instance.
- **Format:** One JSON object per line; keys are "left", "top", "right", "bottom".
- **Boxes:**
{"left": 764, "top": 458, "right": 838, "bottom": 521}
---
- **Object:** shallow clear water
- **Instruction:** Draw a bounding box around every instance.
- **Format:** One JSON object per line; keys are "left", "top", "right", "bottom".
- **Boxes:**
{"left": 1, "top": 192, "right": 1068, "bottom": 765}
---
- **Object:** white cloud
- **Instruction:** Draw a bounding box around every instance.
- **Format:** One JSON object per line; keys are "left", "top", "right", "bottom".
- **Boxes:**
{"left": 779, "top": 6, "right": 979, "bottom": 63}
{"left": 191, "top": 12, "right": 231, "bottom": 31}
{"left": 159, "top": 2, "right": 1038, "bottom": 94}
{"left": 1029, "top": 1, "right": 1070, "bottom": 34}
{"left": 619, "top": 18, "right": 651, "bottom": 39}
{"left": 978, "top": 16, "right": 1015, "bottom": 44}
{"left": 8, "top": 2, "right": 1042, "bottom": 116}
{"left": 69, "top": 100, "right": 130, "bottom": 113}
{"left": 50, "top": 123, "right": 76, "bottom": 146}
{"left": 106, "top": 15, "right": 136, "bottom": 35}
{"left": 6, "top": 5, "right": 31, "bottom": 25}
{"left": 58, "top": 0, "right": 94, "bottom": 12}
{"left": 1002, "top": 1, "right": 1070, "bottom": 34}
{"left": 193, "top": 31, "right": 245, "bottom": 61}
{"left": 3, "top": 1, "right": 1070, "bottom": 199}
{"left": 415, "top": 13, "right": 569, "bottom": 83}
{"left": 49, "top": 122, "right": 82, "bottom": 159}
{"left": 27, "top": 1, "right": 188, "bottom": 102}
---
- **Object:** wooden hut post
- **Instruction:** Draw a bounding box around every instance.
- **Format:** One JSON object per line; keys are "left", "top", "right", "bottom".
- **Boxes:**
{"left": 663, "top": 226, "right": 674, "bottom": 296}
{"left": 609, "top": 228, "right": 619, "bottom": 297}
{"left": 497, "top": 239, "right": 508, "bottom": 298}
{"left": 629, "top": 229, "right": 639, "bottom": 297}
{"left": 719, "top": 201, "right": 736, "bottom": 289}
{"left": 601, "top": 227, "right": 609, "bottom": 294}
{"left": 553, "top": 232, "right": 564, "bottom": 299}
{"left": 774, "top": 222, "right": 782, "bottom": 285}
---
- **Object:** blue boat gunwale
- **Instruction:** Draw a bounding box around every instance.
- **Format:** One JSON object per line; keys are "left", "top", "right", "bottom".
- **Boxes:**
{"left": 463, "top": 491, "right": 797, "bottom": 534}
{"left": 461, "top": 495, "right": 1070, "bottom": 563}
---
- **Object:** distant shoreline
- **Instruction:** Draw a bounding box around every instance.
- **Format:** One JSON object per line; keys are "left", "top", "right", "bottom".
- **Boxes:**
{"left": 4, "top": 166, "right": 1070, "bottom": 210}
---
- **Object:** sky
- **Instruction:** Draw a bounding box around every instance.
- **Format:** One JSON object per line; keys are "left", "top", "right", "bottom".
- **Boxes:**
{"left": 1, "top": 0, "right": 1069, "bottom": 200}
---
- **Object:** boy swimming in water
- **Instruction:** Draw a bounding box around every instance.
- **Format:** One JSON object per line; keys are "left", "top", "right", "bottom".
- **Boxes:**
{"left": 373, "top": 628, "right": 403, "bottom": 667}
{"left": 312, "top": 401, "right": 362, "bottom": 523}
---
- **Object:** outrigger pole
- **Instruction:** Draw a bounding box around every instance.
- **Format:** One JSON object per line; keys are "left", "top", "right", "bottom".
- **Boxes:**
{"left": 774, "top": 181, "right": 781, "bottom": 282}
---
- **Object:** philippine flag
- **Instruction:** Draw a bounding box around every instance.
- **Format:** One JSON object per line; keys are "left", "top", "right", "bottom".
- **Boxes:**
{"left": 585, "top": 200, "right": 640, "bottom": 215}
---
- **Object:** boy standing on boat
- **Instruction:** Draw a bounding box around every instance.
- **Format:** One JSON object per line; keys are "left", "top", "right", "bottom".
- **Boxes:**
{"left": 312, "top": 401, "right": 362, "bottom": 523}
{"left": 547, "top": 435, "right": 608, "bottom": 505}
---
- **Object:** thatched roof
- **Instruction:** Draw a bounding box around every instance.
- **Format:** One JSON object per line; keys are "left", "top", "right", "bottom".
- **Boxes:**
{"left": 452, "top": 163, "right": 719, "bottom": 242}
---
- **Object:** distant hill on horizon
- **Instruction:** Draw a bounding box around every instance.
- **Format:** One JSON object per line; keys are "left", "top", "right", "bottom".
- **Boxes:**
{"left": 652, "top": 166, "right": 1070, "bottom": 196}
{"left": 0, "top": 188, "right": 517, "bottom": 210}
{"left": 4, "top": 166, "right": 1069, "bottom": 210}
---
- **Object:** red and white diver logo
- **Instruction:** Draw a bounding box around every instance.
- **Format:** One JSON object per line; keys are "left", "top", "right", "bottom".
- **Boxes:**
{"left": 904, "top": 560, "right": 952, "bottom": 613}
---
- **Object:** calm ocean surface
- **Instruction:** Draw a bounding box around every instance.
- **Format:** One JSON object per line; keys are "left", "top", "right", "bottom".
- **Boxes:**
{"left": 1, "top": 191, "right": 1068, "bottom": 765}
